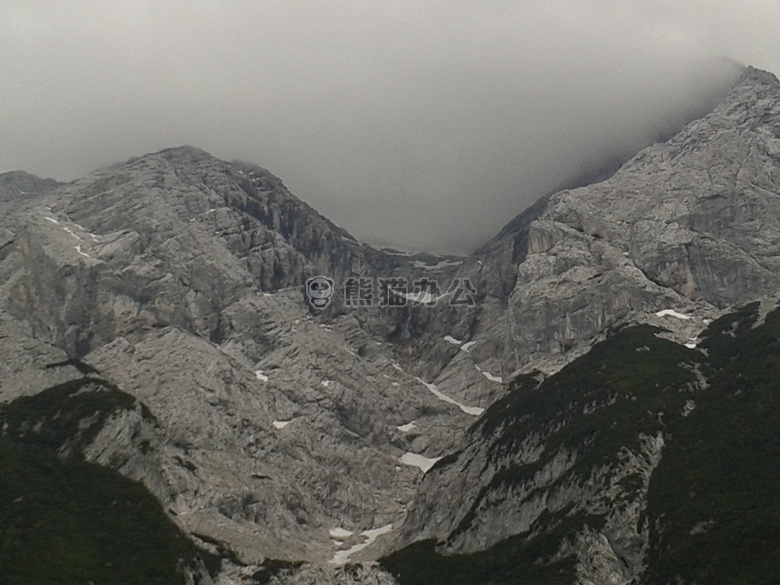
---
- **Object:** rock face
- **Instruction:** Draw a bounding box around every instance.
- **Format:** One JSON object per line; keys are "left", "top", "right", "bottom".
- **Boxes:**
{"left": 459, "top": 66, "right": 780, "bottom": 373}
{"left": 382, "top": 300, "right": 780, "bottom": 585}
{"left": 0, "top": 145, "right": 489, "bottom": 569}
{"left": 2, "top": 65, "right": 780, "bottom": 584}
{"left": 381, "top": 65, "right": 780, "bottom": 585}
{"left": 0, "top": 170, "right": 60, "bottom": 211}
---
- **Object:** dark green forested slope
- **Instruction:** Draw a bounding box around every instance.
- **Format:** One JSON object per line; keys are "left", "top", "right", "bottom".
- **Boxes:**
{"left": 0, "top": 375, "right": 218, "bottom": 585}
{"left": 643, "top": 302, "right": 780, "bottom": 585}
{"left": 382, "top": 303, "right": 780, "bottom": 585}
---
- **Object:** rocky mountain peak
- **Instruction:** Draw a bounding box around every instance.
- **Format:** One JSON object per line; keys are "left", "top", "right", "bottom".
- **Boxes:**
{"left": 2, "top": 66, "right": 780, "bottom": 584}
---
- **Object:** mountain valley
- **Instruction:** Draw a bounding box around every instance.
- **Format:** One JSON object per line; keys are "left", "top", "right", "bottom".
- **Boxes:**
{"left": 1, "top": 66, "right": 780, "bottom": 584}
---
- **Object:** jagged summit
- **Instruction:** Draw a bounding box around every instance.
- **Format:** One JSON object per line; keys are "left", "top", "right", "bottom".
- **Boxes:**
{"left": 0, "top": 170, "right": 61, "bottom": 212}
{"left": 0, "top": 169, "right": 60, "bottom": 192}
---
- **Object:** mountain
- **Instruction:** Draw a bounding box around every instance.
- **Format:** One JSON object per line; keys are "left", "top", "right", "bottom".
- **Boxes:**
{"left": 1, "top": 65, "right": 780, "bottom": 584}
{"left": 382, "top": 300, "right": 780, "bottom": 585}
{"left": 0, "top": 170, "right": 60, "bottom": 209}
{"left": 381, "top": 65, "right": 780, "bottom": 585}
{"left": 0, "top": 144, "right": 492, "bottom": 575}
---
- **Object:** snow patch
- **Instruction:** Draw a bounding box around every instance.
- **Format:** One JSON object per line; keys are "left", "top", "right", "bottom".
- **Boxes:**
{"left": 397, "top": 422, "right": 416, "bottom": 433}
{"left": 475, "top": 364, "right": 503, "bottom": 382}
{"left": 64, "top": 227, "right": 82, "bottom": 241}
{"left": 460, "top": 341, "right": 477, "bottom": 352}
{"left": 443, "top": 335, "right": 462, "bottom": 345}
{"left": 400, "top": 452, "right": 442, "bottom": 473}
{"left": 329, "top": 527, "right": 353, "bottom": 539}
{"left": 480, "top": 370, "right": 503, "bottom": 383}
{"left": 392, "top": 382, "right": 400, "bottom": 387}
{"left": 655, "top": 309, "right": 692, "bottom": 320}
{"left": 329, "top": 524, "right": 393, "bottom": 565}
{"left": 74, "top": 245, "right": 91, "bottom": 258}
{"left": 44, "top": 216, "right": 59, "bottom": 224}
{"left": 414, "top": 376, "right": 485, "bottom": 416}
{"left": 255, "top": 370, "right": 269, "bottom": 382}
{"left": 272, "top": 420, "right": 291, "bottom": 430}
{"left": 321, "top": 380, "right": 331, "bottom": 388}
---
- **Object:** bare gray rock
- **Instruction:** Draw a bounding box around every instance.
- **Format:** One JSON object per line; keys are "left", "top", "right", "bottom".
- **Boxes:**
{"left": 3, "top": 65, "right": 780, "bottom": 584}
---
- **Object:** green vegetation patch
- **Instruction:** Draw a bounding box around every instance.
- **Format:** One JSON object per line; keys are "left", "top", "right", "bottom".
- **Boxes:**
{"left": 450, "top": 325, "right": 702, "bottom": 539}
{"left": 643, "top": 303, "right": 780, "bottom": 584}
{"left": 384, "top": 306, "right": 780, "bottom": 584}
{"left": 0, "top": 439, "right": 215, "bottom": 585}
{"left": 0, "top": 377, "right": 220, "bottom": 584}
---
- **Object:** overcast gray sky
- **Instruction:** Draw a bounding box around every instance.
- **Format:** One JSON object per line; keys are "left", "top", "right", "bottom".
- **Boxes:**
{"left": 2, "top": 1, "right": 779, "bottom": 253}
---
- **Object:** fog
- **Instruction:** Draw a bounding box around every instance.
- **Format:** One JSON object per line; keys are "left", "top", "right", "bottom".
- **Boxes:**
{"left": 2, "top": 1, "right": 779, "bottom": 253}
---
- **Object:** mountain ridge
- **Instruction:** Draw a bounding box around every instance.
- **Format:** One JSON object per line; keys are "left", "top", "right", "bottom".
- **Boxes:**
{"left": 1, "top": 65, "right": 780, "bottom": 584}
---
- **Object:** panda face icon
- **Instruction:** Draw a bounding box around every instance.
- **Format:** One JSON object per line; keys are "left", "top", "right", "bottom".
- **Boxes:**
{"left": 306, "top": 276, "right": 334, "bottom": 309}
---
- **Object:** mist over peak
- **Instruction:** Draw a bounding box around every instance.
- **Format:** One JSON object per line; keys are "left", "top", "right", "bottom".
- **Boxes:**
{"left": 1, "top": 2, "right": 776, "bottom": 253}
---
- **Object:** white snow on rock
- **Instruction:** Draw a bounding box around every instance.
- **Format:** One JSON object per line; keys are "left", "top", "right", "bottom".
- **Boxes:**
{"left": 460, "top": 341, "right": 477, "bottom": 352}
{"left": 74, "top": 245, "right": 91, "bottom": 259}
{"left": 63, "top": 227, "right": 82, "bottom": 241}
{"left": 397, "top": 422, "right": 416, "bottom": 433}
{"left": 682, "top": 400, "right": 696, "bottom": 417}
{"left": 400, "top": 452, "right": 442, "bottom": 473}
{"left": 329, "top": 524, "right": 394, "bottom": 565}
{"left": 329, "top": 527, "right": 353, "bottom": 539}
{"left": 321, "top": 380, "right": 332, "bottom": 388}
{"left": 44, "top": 216, "right": 59, "bottom": 224}
{"left": 475, "top": 364, "right": 503, "bottom": 383}
{"left": 481, "top": 370, "right": 504, "bottom": 383}
{"left": 255, "top": 370, "right": 269, "bottom": 382}
{"left": 685, "top": 341, "right": 698, "bottom": 349}
{"left": 272, "top": 420, "right": 291, "bottom": 430}
{"left": 392, "top": 363, "right": 404, "bottom": 372}
{"left": 443, "top": 335, "right": 462, "bottom": 345}
{"left": 414, "top": 376, "right": 485, "bottom": 416}
{"left": 655, "top": 309, "right": 692, "bottom": 320}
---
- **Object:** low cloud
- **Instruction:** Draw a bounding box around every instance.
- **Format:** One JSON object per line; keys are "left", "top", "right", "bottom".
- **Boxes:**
{"left": 1, "top": 1, "right": 777, "bottom": 253}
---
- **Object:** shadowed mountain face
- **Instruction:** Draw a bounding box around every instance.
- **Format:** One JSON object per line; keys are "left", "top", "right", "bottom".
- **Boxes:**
{"left": 382, "top": 301, "right": 780, "bottom": 585}
{"left": 1, "top": 66, "right": 780, "bottom": 583}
